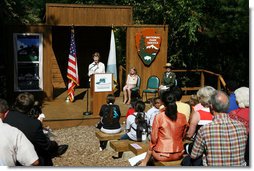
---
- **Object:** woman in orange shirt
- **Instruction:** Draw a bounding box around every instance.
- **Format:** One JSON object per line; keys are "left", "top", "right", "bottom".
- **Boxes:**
{"left": 139, "top": 91, "right": 188, "bottom": 166}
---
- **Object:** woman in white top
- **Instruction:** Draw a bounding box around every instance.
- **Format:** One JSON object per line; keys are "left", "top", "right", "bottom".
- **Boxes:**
{"left": 88, "top": 52, "right": 105, "bottom": 78}
{"left": 123, "top": 67, "right": 138, "bottom": 104}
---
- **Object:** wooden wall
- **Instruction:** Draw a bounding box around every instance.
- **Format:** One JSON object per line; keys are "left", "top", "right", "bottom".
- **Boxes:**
{"left": 126, "top": 25, "right": 168, "bottom": 98}
{"left": 46, "top": 3, "right": 133, "bottom": 26}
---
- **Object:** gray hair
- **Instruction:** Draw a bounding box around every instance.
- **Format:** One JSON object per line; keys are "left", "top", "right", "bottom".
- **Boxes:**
{"left": 210, "top": 90, "right": 229, "bottom": 113}
{"left": 234, "top": 87, "right": 249, "bottom": 108}
{"left": 197, "top": 86, "right": 216, "bottom": 107}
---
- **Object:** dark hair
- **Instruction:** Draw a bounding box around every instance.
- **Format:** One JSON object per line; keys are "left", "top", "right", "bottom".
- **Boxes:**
{"left": 171, "top": 86, "right": 183, "bottom": 101}
{"left": 152, "top": 97, "right": 160, "bottom": 106}
{"left": 161, "top": 91, "right": 177, "bottom": 121}
{"left": 134, "top": 100, "right": 146, "bottom": 113}
{"left": 14, "top": 92, "right": 35, "bottom": 114}
{"left": 0, "top": 98, "right": 9, "bottom": 113}
{"left": 106, "top": 94, "right": 115, "bottom": 124}
{"left": 29, "top": 101, "right": 42, "bottom": 119}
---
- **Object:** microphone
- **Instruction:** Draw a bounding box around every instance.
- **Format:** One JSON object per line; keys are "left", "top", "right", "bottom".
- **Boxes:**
{"left": 89, "top": 63, "right": 97, "bottom": 71}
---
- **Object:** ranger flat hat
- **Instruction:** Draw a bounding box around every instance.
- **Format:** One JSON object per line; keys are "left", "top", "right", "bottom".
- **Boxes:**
{"left": 164, "top": 63, "right": 172, "bottom": 68}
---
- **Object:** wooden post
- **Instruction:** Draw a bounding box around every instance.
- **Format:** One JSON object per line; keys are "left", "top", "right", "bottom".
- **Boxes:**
{"left": 217, "top": 77, "right": 221, "bottom": 90}
{"left": 200, "top": 71, "right": 205, "bottom": 87}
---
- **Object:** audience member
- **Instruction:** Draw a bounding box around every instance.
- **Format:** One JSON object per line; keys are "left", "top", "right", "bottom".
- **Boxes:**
{"left": 113, "top": 101, "right": 148, "bottom": 159}
{"left": 188, "top": 94, "right": 199, "bottom": 112}
{"left": 139, "top": 91, "right": 188, "bottom": 166}
{"left": 171, "top": 87, "right": 191, "bottom": 122}
{"left": 0, "top": 98, "right": 39, "bottom": 166}
{"left": 229, "top": 87, "right": 249, "bottom": 166}
{"left": 123, "top": 67, "right": 138, "bottom": 104}
{"left": 189, "top": 90, "right": 247, "bottom": 166}
{"left": 159, "top": 63, "right": 176, "bottom": 95}
{"left": 29, "top": 101, "right": 53, "bottom": 137}
{"left": 3, "top": 92, "right": 68, "bottom": 166}
{"left": 186, "top": 86, "right": 215, "bottom": 139}
{"left": 29, "top": 101, "right": 45, "bottom": 122}
{"left": 126, "top": 101, "right": 136, "bottom": 119}
{"left": 146, "top": 97, "right": 161, "bottom": 132}
{"left": 225, "top": 80, "right": 239, "bottom": 113}
{"left": 98, "top": 94, "right": 121, "bottom": 151}
{"left": 121, "top": 100, "right": 148, "bottom": 141}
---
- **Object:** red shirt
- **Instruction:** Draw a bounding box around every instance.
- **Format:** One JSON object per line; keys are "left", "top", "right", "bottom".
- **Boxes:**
{"left": 126, "top": 108, "right": 135, "bottom": 118}
{"left": 229, "top": 108, "right": 249, "bottom": 133}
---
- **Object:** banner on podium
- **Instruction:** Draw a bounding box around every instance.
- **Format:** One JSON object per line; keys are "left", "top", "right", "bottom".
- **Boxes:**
{"left": 94, "top": 73, "right": 112, "bottom": 92}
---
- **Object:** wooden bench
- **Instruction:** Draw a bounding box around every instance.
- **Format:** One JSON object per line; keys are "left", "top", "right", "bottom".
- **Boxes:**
{"left": 128, "top": 142, "right": 148, "bottom": 155}
{"left": 109, "top": 140, "right": 133, "bottom": 152}
{"left": 95, "top": 131, "right": 124, "bottom": 141}
{"left": 154, "top": 158, "right": 183, "bottom": 166}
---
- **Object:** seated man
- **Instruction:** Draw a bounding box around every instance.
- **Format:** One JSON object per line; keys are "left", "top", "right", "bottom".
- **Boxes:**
{"left": 159, "top": 63, "right": 176, "bottom": 96}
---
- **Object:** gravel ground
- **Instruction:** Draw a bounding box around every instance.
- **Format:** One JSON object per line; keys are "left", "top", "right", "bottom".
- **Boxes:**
{"left": 50, "top": 126, "right": 132, "bottom": 167}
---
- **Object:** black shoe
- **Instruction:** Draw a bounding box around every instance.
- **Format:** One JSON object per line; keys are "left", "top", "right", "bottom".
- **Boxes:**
{"left": 56, "top": 145, "right": 68, "bottom": 156}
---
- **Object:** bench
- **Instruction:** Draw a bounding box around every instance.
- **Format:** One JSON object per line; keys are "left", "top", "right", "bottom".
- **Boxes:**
{"left": 128, "top": 142, "right": 148, "bottom": 155}
{"left": 109, "top": 140, "right": 133, "bottom": 152}
{"left": 95, "top": 131, "right": 124, "bottom": 141}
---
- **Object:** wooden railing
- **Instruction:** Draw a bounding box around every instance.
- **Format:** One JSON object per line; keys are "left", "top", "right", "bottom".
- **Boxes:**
{"left": 119, "top": 65, "right": 126, "bottom": 92}
{"left": 118, "top": 66, "right": 227, "bottom": 97}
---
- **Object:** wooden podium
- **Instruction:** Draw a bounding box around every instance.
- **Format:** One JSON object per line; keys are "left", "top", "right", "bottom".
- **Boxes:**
{"left": 90, "top": 73, "right": 114, "bottom": 116}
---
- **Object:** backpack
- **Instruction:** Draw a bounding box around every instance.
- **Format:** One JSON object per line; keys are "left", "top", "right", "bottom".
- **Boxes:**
{"left": 134, "top": 112, "right": 149, "bottom": 142}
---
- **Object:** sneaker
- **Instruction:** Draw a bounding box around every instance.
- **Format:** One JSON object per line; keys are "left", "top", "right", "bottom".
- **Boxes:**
{"left": 99, "top": 147, "right": 103, "bottom": 151}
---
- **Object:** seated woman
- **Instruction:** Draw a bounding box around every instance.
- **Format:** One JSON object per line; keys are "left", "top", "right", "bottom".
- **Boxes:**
{"left": 113, "top": 100, "right": 148, "bottom": 159}
{"left": 120, "top": 100, "right": 148, "bottom": 141}
{"left": 186, "top": 86, "right": 215, "bottom": 139}
{"left": 98, "top": 94, "right": 121, "bottom": 151}
{"left": 139, "top": 91, "right": 188, "bottom": 166}
{"left": 123, "top": 67, "right": 138, "bottom": 104}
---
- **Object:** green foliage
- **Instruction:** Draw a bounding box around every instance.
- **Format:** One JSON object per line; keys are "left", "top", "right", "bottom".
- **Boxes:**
{"left": 0, "top": 0, "right": 249, "bottom": 86}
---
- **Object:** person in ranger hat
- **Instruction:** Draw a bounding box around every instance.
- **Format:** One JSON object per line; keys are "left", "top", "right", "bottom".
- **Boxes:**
{"left": 159, "top": 63, "right": 177, "bottom": 95}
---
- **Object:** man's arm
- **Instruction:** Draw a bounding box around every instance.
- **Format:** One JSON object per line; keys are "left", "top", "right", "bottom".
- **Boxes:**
{"left": 190, "top": 128, "right": 205, "bottom": 159}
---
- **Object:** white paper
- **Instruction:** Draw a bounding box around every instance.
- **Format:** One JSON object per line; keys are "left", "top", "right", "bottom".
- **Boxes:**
{"left": 130, "top": 143, "right": 142, "bottom": 149}
{"left": 128, "top": 152, "right": 147, "bottom": 166}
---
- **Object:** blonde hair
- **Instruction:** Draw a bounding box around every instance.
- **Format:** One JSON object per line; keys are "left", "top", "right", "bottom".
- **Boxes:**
{"left": 93, "top": 52, "right": 100, "bottom": 58}
{"left": 130, "top": 67, "right": 137, "bottom": 74}
{"left": 197, "top": 86, "right": 216, "bottom": 107}
{"left": 234, "top": 87, "right": 249, "bottom": 108}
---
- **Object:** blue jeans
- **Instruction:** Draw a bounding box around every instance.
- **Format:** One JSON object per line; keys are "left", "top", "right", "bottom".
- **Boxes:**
{"left": 120, "top": 133, "right": 131, "bottom": 140}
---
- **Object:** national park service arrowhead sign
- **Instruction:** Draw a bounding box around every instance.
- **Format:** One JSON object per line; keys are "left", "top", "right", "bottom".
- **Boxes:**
{"left": 136, "top": 28, "right": 161, "bottom": 66}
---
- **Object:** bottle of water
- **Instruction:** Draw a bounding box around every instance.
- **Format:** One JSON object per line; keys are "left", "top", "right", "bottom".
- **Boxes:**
{"left": 122, "top": 121, "right": 126, "bottom": 132}
{"left": 142, "top": 129, "right": 147, "bottom": 141}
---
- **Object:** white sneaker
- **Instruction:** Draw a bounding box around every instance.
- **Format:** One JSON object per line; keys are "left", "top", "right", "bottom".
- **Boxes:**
{"left": 99, "top": 147, "right": 103, "bottom": 151}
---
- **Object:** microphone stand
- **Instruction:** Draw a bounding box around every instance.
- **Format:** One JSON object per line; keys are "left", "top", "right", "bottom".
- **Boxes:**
{"left": 83, "top": 85, "right": 92, "bottom": 116}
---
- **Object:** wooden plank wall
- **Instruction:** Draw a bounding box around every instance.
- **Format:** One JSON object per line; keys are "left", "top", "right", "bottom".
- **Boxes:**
{"left": 46, "top": 3, "right": 133, "bottom": 26}
{"left": 126, "top": 25, "right": 168, "bottom": 99}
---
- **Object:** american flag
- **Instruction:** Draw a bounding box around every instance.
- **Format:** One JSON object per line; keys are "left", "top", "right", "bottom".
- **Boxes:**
{"left": 67, "top": 28, "right": 79, "bottom": 102}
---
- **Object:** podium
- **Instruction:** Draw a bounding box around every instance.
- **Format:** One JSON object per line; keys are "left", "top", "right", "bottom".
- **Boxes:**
{"left": 90, "top": 73, "right": 114, "bottom": 116}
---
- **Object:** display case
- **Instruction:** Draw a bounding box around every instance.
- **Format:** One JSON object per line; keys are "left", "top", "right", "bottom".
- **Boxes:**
{"left": 13, "top": 33, "right": 43, "bottom": 91}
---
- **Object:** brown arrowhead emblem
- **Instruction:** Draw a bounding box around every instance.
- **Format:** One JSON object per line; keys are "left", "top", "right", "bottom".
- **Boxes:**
{"left": 136, "top": 28, "right": 161, "bottom": 66}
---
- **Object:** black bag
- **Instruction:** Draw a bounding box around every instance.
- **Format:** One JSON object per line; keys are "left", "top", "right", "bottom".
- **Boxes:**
{"left": 181, "top": 142, "right": 202, "bottom": 166}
